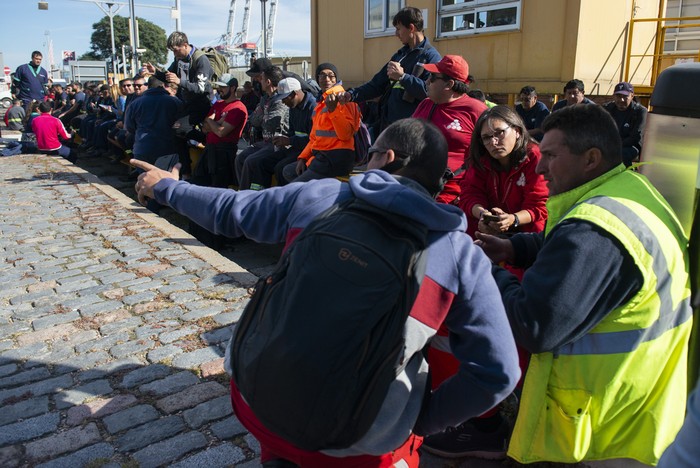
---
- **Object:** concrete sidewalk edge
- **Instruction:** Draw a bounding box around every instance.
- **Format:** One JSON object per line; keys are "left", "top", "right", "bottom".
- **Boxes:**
{"left": 57, "top": 157, "right": 259, "bottom": 288}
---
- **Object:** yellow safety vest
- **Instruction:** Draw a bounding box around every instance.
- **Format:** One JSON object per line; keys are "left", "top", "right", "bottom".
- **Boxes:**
{"left": 509, "top": 165, "right": 693, "bottom": 465}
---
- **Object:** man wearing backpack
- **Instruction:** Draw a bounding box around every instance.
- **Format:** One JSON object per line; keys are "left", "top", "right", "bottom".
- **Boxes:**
{"left": 131, "top": 118, "right": 520, "bottom": 467}
{"left": 142, "top": 31, "right": 214, "bottom": 177}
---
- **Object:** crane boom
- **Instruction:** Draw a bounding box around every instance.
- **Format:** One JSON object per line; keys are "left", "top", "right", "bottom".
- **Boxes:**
{"left": 240, "top": 0, "right": 251, "bottom": 44}
{"left": 266, "top": 0, "right": 278, "bottom": 56}
{"left": 225, "top": 0, "right": 237, "bottom": 47}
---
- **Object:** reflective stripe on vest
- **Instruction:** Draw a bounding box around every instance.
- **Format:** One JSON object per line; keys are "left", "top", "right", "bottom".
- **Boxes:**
{"left": 315, "top": 129, "right": 337, "bottom": 138}
{"left": 558, "top": 196, "right": 693, "bottom": 356}
{"left": 294, "top": 131, "right": 308, "bottom": 137}
{"left": 392, "top": 81, "right": 404, "bottom": 90}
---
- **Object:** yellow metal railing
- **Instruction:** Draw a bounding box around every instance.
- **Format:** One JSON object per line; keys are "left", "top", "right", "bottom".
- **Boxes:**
{"left": 626, "top": 15, "right": 700, "bottom": 89}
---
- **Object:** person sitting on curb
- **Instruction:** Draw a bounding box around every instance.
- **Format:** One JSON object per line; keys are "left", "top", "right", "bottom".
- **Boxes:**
{"left": 131, "top": 118, "right": 520, "bottom": 468}
{"left": 32, "top": 101, "right": 76, "bottom": 163}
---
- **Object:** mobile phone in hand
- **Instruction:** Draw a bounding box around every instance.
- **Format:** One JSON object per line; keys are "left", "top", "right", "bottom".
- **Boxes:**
{"left": 482, "top": 214, "right": 500, "bottom": 223}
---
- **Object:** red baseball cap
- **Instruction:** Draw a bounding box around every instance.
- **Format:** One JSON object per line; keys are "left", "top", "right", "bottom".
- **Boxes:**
{"left": 423, "top": 55, "right": 470, "bottom": 83}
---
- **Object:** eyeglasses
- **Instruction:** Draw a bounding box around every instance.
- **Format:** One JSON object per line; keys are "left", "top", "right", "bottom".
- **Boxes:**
{"left": 480, "top": 126, "right": 511, "bottom": 144}
{"left": 368, "top": 145, "right": 387, "bottom": 157}
{"left": 318, "top": 73, "right": 336, "bottom": 80}
{"left": 133, "top": 84, "right": 144, "bottom": 88}
{"left": 367, "top": 145, "right": 416, "bottom": 161}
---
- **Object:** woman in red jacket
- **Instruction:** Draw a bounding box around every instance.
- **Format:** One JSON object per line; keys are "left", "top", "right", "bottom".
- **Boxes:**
{"left": 423, "top": 106, "right": 547, "bottom": 458}
{"left": 460, "top": 105, "right": 548, "bottom": 242}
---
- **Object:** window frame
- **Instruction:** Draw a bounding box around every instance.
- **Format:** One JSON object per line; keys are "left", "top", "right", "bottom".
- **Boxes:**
{"left": 365, "top": 0, "right": 405, "bottom": 38}
{"left": 437, "top": 0, "right": 521, "bottom": 38}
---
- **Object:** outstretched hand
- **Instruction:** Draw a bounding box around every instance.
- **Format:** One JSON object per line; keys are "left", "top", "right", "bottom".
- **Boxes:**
{"left": 130, "top": 159, "right": 181, "bottom": 206}
{"left": 474, "top": 231, "right": 515, "bottom": 265}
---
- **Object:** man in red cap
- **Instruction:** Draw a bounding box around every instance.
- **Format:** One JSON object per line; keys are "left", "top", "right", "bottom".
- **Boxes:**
{"left": 603, "top": 81, "right": 647, "bottom": 166}
{"left": 413, "top": 54, "right": 487, "bottom": 205}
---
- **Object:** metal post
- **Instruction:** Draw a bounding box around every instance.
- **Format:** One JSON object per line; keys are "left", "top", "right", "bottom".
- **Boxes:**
{"left": 260, "top": 0, "right": 268, "bottom": 58}
{"left": 129, "top": 0, "right": 138, "bottom": 74}
{"left": 107, "top": 3, "right": 117, "bottom": 77}
{"left": 122, "top": 44, "right": 128, "bottom": 76}
{"left": 174, "top": 0, "right": 181, "bottom": 31}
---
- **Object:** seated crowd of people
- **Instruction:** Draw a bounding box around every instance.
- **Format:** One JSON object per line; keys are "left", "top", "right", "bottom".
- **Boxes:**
{"left": 7, "top": 9, "right": 695, "bottom": 467}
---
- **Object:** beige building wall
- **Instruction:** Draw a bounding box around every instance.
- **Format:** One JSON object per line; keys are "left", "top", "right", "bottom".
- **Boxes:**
{"left": 310, "top": 0, "right": 661, "bottom": 97}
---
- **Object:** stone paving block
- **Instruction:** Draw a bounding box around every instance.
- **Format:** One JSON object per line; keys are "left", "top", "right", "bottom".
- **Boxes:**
{"left": 25, "top": 422, "right": 101, "bottom": 461}
{"left": 55, "top": 279, "right": 99, "bottom": 294}
{"left": 134, "top": 320, "right": 180, "bottom": 340}
{"left": 132, "top": 300, "right": 173, "bottom": 315}
{"left": 26, "top": 280, "right": 57, "bottom": 293}
{"left": 213, "top": 309, "right": 245, "bottom": 327}
{"left": 0, "top": 396, "right": 49, "bottom": 427}
{"left": 182, "top": 305, "right": 228, "bottom": 322}
{"left": 78, "top": 300, "right": 124, "bottom": 317}
{"left": 146, "top": 344, "right": 183, "bottom": 363}
{"left": 132, "top": 431, "right": 207, "bottom": 468}
{"left": 151, "top": 266, "right": 187, "bottom": 279}
{"left": 55, "top": 273, "right": 94, "bottom": 287}
{"left": 0, "top": 340, "right": 14, "bottom": 353}
{"left": 0, "top": 445, "right": 22, "bottom": 468}
{"left": 98, "top": 316, "right": 143, "bottom": 335}
{"left": 0, "top": 366, "right": 50, "bottom": 389}
{"left": 169, "top": 291, "right": 202, "bottom": 303}
{"left": 59, "top": 294, "right": 102, "bottom": 310}
{"left": 142, "top": 307, "right": 185, "bottom": 322}
{"left": 126, "top": 279, "right": 159, "bottom": 293}
{"left": 210, "top": 415, "right": 248, "bottom": 439}
{"left": 156, "top": 381, "right": 228, "bottom": 413}
{"left": 35, "top": 442, "right": 114, "bottom": 468}
{"left": 99, "top": 271, "right": 138, "bottom": 286}
{"left": 66, "top": 394, "right": 138, "bottom": 426}
{"left": 103, "top": 403, "right": 160, "bottom": 434}
{"left": 182, "top": 395, "right": 233, "bottom": 429}
{"left": 171, "top": 346, "right": 224, "bottom": 370}
{"left": 202, "top": 326, "right": 233, "bottom": 345}
{"left": 75, "top": 333, "right": 129, "bottom": 354}
{"left": 116, "top": 415, "right": 185, "bottom": 451}
{"left": 55, "top": 379, "right": 113, "bottom": 409}
{"left": 0, "top": 341, "right": 48, "bottom": 362}
{"left": 53, "top": 351, "right": 111, "bottom": 375}
{"left": 17, "top": 323, "right": 79, "bottom": 346}
{"left": 84, "top": 262, "right": 113, "bottom": 274}
{"left": 170, "top": 442, "right": 246, "bottom": 468}
{"left": 119, "top": 363, "right": 171, "bottom": 388}
{"left": 8, "top": 288, "right": 56, "bottom": 306}
{"left": 160, "top": 325, "right": 200, "bottom": 344}
{"left": 31, "top": 310, "right": 80, "bottom": 330}
{"left": 121, "top": 291, "right": 158, "bottom": 306}
{"left": 0, "top": 364, "right": 17, "bottom": 378}
{"left": 109, "top": 338, "right": 156, "bottom": 359}
{"left": 244, "top": 433, "right": 261, "bottom": 457}
{"left": 158, "top": 280, "right": 198, "bottom": 295}
{"left": 78, "top": 356, "right": 144, "bottom": 382}
{"left": 0, "top": 412, "right": 60, "bottom": 446}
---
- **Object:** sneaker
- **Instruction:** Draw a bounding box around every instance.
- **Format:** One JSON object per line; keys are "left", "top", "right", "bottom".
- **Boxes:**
{"left": 420, "top": 416, "right": 510, "bottom": 459}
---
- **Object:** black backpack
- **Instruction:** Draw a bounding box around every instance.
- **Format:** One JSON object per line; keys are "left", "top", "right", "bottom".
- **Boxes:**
{"left": 230, "top": 197, "right": 429, "bottom": 451}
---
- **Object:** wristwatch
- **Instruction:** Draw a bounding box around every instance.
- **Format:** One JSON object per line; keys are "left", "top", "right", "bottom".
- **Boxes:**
{"left": 512, "top": 213, "right": 520, "bottom": 229}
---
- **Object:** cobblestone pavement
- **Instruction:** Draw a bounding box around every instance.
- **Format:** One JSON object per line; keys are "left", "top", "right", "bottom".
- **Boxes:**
{"left": 0, "top": 151, "right": 509, "bottom": 467}
{"left": 0, "top": 154, "right": 261, "bottom": 467}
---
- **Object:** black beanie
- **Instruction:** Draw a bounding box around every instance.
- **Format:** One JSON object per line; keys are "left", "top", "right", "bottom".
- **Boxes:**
{"left": 315, "top": 62, "right": 339, "bottom": 80}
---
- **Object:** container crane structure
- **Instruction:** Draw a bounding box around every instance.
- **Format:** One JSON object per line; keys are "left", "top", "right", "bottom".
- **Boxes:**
{"left": 218, "top": 0, "right": 278, "bottom": 66}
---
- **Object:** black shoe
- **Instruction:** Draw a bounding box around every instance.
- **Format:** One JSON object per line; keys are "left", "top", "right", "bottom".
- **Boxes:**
{"left": 421, "top": 416, "right": 510, "bottom": 459}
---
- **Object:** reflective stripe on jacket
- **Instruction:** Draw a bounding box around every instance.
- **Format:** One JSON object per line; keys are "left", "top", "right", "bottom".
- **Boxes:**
{"left": 509, "top": 166, "right": 692, "bottom": 465}
{"left": 298, "top": 83, "right": 360, "bottom": 165}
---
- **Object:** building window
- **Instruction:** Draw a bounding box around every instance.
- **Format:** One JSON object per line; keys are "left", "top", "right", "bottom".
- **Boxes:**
{"left": 437, "top": 0, "right": 520, "bottom": 37}
{"left": 664, "top": 0, "right": 700, "bottom": 54}
{"left": 365, "top": 0, "right": 404, "bottom": 37}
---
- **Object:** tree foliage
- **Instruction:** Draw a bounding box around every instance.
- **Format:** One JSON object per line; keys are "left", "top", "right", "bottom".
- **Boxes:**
{"left": 86, "top": 15, "right": 168, "bottom": 68}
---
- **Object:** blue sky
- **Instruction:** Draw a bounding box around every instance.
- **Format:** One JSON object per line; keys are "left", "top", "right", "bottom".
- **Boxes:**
{"left": 0, "top": 0, "right": 310, "bottom": 72}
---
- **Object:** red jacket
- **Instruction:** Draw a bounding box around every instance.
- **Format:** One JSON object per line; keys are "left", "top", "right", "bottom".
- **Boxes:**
{"left": 459, "top": 144, "right": 548, "bottom": 238}
{"left": 412, "top": 94, "right": 487, "bottom": 204}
